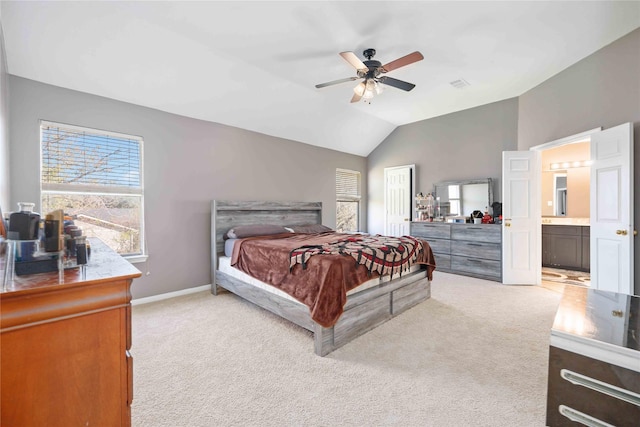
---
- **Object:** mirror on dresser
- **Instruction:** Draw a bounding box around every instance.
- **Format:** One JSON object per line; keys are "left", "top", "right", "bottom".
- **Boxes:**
{"left": 433, "top": 178, "right": 494, "bottom": 218}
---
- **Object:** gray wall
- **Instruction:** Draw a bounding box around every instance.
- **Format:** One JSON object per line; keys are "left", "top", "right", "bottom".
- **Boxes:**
{"left": 0, "top": 20, "right": 9, "bottom": 212}
{"left": 518, "top": 28, "right": 640, "bottom": 294}
{"left": 367, "top": 98, "right": 519, "bottom": 234}
{"left": 9, "top": 76, "right": 367, "bottom": 299}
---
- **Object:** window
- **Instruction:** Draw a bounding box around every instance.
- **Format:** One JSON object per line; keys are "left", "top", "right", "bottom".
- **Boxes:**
{"left": 336, "top": 168, "right": 360, "bottom": 232}
{"left": 40, "top": 121, "right": 145, "bottom": 258}
{"left": 448, "top": 184, "right": 461, "bottom": 216}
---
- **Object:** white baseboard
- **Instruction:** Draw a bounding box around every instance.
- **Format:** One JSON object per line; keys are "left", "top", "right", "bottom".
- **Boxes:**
{"left": 131, "top": 284, "right": 211, "bottom": 306}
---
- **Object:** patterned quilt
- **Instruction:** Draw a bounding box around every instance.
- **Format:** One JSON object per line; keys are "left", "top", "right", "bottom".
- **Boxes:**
{"left": 290, "top": 234, "right": 425, "bottom": 279}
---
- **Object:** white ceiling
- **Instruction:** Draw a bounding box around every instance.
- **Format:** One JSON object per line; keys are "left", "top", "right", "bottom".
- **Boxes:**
{"left": 2, "top": 1, "right": 639, "bottom": 156}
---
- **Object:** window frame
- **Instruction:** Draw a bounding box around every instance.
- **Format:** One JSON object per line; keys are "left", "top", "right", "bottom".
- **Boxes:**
{"left": 336, "top": 168, "right": 361, "bottom": 232}
{"left": 39, "top": 120, "right": 147, "bottom": 262}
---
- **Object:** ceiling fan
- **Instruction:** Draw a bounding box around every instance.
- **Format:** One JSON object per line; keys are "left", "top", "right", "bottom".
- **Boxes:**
{"left": 315, "top": 48, "right": 424, "bottom": 103}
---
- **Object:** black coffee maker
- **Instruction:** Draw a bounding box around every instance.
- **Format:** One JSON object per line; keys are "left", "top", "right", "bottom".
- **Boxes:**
{"left": 8, "top": 202, "right": 40, "bottom": 240}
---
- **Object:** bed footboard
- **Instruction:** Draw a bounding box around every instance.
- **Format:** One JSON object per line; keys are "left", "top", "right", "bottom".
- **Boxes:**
{"left": 216, "top": 266, "right": 430, "bottom": 356}
{"left": 313, "top": 267, "right": 430, "bottom": 356}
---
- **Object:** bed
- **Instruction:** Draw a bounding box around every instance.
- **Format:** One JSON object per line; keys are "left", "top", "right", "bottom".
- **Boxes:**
{"left": 210, "top": 200, "right": 435, "bottom": 356}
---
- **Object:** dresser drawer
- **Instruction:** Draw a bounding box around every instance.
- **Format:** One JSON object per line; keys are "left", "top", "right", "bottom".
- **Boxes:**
{"left": 423, "top": 238, "right": 450, "bottom": 255}
{"left": 451, "top": 225, "right": 501, "bottom": 243}
{"left": 546, "top": 346, "right": 640, "bottom": 427}
{"left": 433, "top": 253, "right": 451, "bottom": 271}
{"left": 450, "top": 240, "right": 501, "bottom": 261}
{"left": 451, "top": 256, "right": 501, "bottom": 280}
{"left": 410, "top": 222, "right": 451, "bottom": 239}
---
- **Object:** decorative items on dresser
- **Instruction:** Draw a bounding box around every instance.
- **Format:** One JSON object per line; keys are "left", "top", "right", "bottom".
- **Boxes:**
{"left": 410, "top": 222, "right": 502, "bottom": 282}
{"left": 1, "top": 239, "right": 141, "bottom": 427}
{"left": 546, "top": 285, "right": 640, "bottom": 426}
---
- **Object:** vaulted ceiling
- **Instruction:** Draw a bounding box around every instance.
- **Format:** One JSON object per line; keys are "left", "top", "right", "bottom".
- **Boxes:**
{"left": 2, "top": 1, "right": 639, "bottom": 156}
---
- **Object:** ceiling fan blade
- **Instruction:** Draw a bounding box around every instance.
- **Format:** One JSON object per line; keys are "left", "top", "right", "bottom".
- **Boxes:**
{"left": 315, "top": 76, "right": 359, "bottom": 89}
{"left": 350, "top": 92, "right": 363, "bottom": 103}
{"left": 378, "top": 76, "right": 416, "bottom": 91}
{"left": 340, "top": 51, "right": 367, "bottom": 71}
{"left": 381, "top": 51, "right": 424, "bottom": 73}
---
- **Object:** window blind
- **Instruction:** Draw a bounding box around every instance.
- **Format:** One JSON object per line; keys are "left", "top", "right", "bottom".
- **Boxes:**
{"left": 336, "top": 169, "right": 361, "bottom": 200}
{"left": 41, "top": 122, "right": 142, "bottom": 193}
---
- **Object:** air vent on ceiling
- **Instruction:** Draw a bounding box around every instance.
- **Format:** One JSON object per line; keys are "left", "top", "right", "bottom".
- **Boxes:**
{"left": 450, "top": 79, "right": 470, "bottom": 89}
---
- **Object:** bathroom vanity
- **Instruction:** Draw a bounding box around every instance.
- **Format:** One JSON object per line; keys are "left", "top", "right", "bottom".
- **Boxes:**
{"left": 542, "top": 223, "right": 590, "bottom": 272}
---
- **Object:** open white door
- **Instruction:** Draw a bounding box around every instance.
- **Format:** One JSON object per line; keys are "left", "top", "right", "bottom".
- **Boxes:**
{"left": 590, "top": 122, "right": 634, "bottom": 295}
{"left": 502, "top": 151, "right": 540, "bottom": 285}
{"left": 384, "top": 165, "right": 413, "bottom": 236}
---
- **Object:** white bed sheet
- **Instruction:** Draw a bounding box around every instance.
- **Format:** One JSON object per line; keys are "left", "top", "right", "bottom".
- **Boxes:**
{"left": 218, "top": 256, "right": 422, "bottom": 305}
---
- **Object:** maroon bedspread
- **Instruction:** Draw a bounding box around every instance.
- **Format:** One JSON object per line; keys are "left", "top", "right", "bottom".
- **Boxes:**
{"left": 230, "top": 232, "right": 436, "bottom": 328}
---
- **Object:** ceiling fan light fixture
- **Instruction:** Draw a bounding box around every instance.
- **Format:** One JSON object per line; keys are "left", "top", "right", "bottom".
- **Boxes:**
{"left": 355, "top": 79, "right": 383, "bottom": 102}
{"left": 363, "top": 79, "right": 377, "bottom": 100}
{"left": 374, "top": 80, "right": 384, "bottom": 95}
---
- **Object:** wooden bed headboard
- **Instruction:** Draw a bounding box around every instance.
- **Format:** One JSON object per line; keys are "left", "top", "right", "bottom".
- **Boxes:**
{"left": 210, "top": 200, "right": 322, "bottom": 287}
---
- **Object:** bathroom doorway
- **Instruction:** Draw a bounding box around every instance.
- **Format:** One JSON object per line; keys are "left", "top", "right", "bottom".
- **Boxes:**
{"left": 533, "top": 130, "right": 595, "bottom": 288}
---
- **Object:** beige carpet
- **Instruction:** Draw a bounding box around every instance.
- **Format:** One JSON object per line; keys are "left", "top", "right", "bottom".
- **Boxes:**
{"left": 131, "top": 272, "right": 562, "bottom": 427}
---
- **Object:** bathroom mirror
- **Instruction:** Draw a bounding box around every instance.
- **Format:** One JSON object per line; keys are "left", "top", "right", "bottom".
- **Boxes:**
{"left": 433, "top": 178, "right": 493, "bottom": 217}
{"left": 554, "top": 174, "right": 567, "bottom": 216}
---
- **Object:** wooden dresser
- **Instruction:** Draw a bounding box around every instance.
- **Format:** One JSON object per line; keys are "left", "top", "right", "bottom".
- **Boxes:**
{"left": 1, "top": 239, "right": 141, "bottom": 427}
{"left": 546, "top": 285, "right": 640, "bottom": 426}
{"left": 410, "top": 222, "right": 502, "bottom": 281}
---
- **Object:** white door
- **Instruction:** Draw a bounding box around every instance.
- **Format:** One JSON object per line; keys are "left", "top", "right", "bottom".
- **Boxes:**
{"left": 384, "top": 166, "right": 412, "bottom": 236}
{"left": 502, "top": 151, "right": 541, "bottom": 285}
{"left": 590, "top": 122, "right": 634, "bottom": 294}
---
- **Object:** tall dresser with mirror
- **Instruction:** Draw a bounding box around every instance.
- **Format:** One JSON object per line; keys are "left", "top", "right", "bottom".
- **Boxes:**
{"left": 411, "top": 177, "right": 501, "bottom": 282}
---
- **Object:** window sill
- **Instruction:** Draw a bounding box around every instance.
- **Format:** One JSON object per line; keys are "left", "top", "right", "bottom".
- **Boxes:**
{"left": 125, "top": 254, "right": 148, "bottom": 264}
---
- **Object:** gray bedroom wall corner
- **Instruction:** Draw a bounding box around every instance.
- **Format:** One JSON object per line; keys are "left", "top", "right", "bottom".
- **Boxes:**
{"left": 8, "top": 76, "right": 367, "bottom": 299}
{"left": 518, "top": 27, "right": 640, "bottom": 295}
{"left": 366, "top": 97, "right": 519, "bottom": 235}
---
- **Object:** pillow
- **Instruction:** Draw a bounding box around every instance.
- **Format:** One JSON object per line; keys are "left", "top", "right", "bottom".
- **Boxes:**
{"left": 287, "top": 224, "right": 333, "bottom": 234}
{"left": 224, "top": 238, "right": 238, "bottom": 257}
{"left": 224, "top": 224, "right": 291, "bottom": 240}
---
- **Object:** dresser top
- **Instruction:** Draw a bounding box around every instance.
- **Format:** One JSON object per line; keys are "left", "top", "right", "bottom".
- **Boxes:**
{"left": 2, "top": 238, "right": 141, "bottom": 296}
{"left": 552, "top": 285, "right": 639, "bottom": 353}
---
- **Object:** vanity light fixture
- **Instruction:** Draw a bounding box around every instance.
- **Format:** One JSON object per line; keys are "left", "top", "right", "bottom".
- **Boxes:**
{"left": 550, "top": 160, "right": 593, "bottom": 170}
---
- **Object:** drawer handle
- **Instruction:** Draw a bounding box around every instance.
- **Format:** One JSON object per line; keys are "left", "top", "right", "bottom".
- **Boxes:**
{"left": 467, "top": 227, "right": 482, "bottom": 230}
{"left": 466, "top": 243, "right": 482, "bottom": 246}
{"left": 561, "top": 369, "right": 640, "bottom": 407}
{"left": 467, "top": 259, "right": 483, "bottom": 263}
{"left": 558, "top": 405, "right": 614, "bottom": 427}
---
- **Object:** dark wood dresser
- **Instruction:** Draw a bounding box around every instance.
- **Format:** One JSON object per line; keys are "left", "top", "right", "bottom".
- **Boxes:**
{"left": 546, "top": 285, "right": 640, "bottom": 426}
{"left": 1, "top": 239, "right": 141, "bottom": 426}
